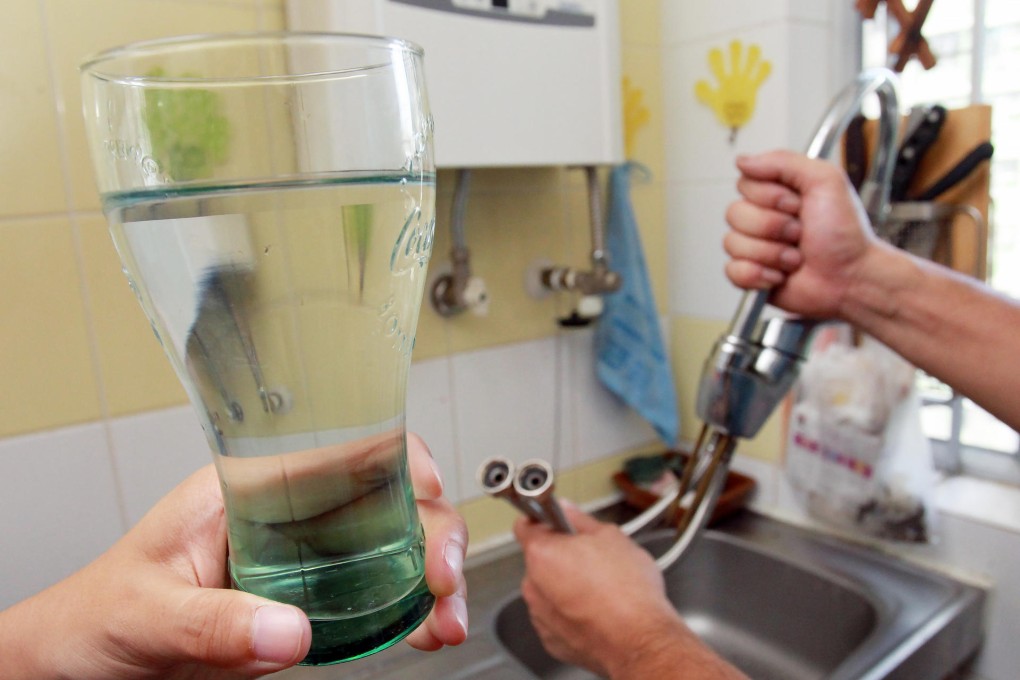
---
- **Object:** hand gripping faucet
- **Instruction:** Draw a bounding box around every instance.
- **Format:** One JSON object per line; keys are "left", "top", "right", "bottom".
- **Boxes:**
{"left": 624, "top": 69, "right": 901, "bottom": 571}
{"left": 479, "top": 70, "right": 899, "bottom": 570}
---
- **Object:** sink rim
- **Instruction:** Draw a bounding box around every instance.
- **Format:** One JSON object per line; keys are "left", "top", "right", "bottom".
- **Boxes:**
{"left": 488, "top": 512, "right": 985, "bottom": 680}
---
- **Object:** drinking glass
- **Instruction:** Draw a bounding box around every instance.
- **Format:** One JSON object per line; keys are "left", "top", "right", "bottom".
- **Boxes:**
{"left": 81, "top": 32, "right": 436, "bottom": 665}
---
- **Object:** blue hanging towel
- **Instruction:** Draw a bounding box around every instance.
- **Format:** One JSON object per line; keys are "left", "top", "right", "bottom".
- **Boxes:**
{"left": 594, "top": 163, "right": 680, "bottom": 446}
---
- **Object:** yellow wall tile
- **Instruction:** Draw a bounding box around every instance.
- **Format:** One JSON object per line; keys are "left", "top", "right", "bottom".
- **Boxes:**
{"left": 0, "top": 218, "right": 101, "bottom": 436}
{"left": 411, "top": 175, "right": 455, "bottom": 362}
{"left": 459, "top": 495, "right": 525, "bottom": 552}
{"left": 44, "top": 0, "right": 262, "bottom": 212}
{"left": 258, "top": 0, "right": 287, "bottom": 30}
{"left": 619, "top": 0, "right": 661, "bottom": 48}
{"left": 431, "top": 173, "right": 571, "bottom": 354}
{"left": 0, "top": 0, "right": 674, "bottom": 444}
{"left": 621, "top": 45, "right": 666, "bottom": 178}
{"left": 630, "top": 179, "right": 669, "bottom": 315}
{"left": 670, "top": 315, "right": 784, "bottom": 461}
{"left": 76, "top": 214, "right": 187, "bottom": 417}
{"left": 0, "top": 3, "right": 66, "bottom": 218}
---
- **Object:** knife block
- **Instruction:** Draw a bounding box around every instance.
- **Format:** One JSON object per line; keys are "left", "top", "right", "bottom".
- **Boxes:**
{"left": 860, "top": 104, "right": 992, "bottom": 280}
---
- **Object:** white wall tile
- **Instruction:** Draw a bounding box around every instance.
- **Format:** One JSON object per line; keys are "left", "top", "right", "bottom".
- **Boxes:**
{"left": 661, "top": 0, "right": 832, "bottom": 46}
{"left": 662, "top": 1, "right": 788, "bottom": 46}
{"left": 407, "top": 356, "right": 460, "bottom": 502}
{"left": 0, "top": 423, "right": 125, "bottom": 609}
{"left": 662, "top": 41, "right": 741, "bottom": 183}
{"left": 787, "top": 0, "right": 833, "bottom": 24}
{"left": 666, "top": 179, "right": 744, "bottom": 321}
{"left": 786, "top": 23, "right": 841, "bottom": 151}
{"left": 558, "top": 327, "right": 659, "bottom": 468}
{"left": 450, "top": 339, "right": 558, "bottom": 501}
{"left": 663, "top": 28, "right": 798, "bottom": 186}
{"left": 108, "top": 406, "right": 210, "bottom": 527}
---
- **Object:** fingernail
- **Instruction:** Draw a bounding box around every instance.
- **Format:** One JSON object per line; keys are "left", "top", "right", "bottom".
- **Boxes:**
{"left": 452, "top": 594, "right": 469, "bottom": 637}
{"left": 444, "top": 538, "right": 465, "bottom": 577}
{"left": 778, "top": 195, "right": 801, "bottom": 214}
{"left": 781, "top": 218, "right": 803, "bottom": 242}
{"left": 252, "top": 605, "right": 305, "bottom": 664}
{"left": 780, "top": 248, "right": 802, "bottom": 269}
{"left": 429, "top": 455, "right": 445, "bottom": 494}
{"left": 761, "top": 268, "right": 785, "bottom": 285}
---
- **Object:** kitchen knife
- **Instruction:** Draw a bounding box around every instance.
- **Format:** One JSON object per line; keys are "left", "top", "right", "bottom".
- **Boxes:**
{"left": 845, "top": 114, "right": 868, "bottom": 191}
{"left": 914, "top": 141, "right": 994, "bottom": 202}
{"left": 890, "top": 104, "right": 946, "bottom": 202}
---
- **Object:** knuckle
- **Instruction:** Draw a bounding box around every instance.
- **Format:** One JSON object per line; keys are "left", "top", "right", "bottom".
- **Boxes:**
{"left": 721, "top": 231, "right": 738, "bottom": 256}
{"left": 178, "top": 593, "right": 250, "bottom": 665}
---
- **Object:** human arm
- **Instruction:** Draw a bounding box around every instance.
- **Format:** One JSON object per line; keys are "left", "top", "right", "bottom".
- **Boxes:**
{"left": 514, "top": 505, "right": 747, "bottom": 680}
{"left": 0, "top": 432, "right": 467, "bottom": 679}
{"left": 724, "top": 150, "right": 1020, "bottom": 432}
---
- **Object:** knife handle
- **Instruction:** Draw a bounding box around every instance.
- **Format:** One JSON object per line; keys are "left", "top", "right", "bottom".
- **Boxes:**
{"left": 890, "top": 105, "right": 946, "bottom": 201}
{"left": 914, "top": 142, "right": 994, "bottom": 202}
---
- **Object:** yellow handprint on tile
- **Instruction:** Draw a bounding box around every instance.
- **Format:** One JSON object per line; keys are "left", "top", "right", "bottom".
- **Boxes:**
{"left": 622, "top": 76, "right": 650, "bottom": 159}
{"left": 695, "top": 40, "right": 772, "bottom": 143}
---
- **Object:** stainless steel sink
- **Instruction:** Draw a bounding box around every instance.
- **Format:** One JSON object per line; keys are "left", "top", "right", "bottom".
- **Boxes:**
{"left": 276, "top": 510, "right": 984, "bottom": 680}
{"left": 493, "top": 513, "right": 985, "bottom": 680}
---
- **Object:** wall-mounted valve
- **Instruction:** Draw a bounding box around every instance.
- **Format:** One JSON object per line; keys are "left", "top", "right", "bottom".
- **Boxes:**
{"left": 529, "top": 166, "right": 622, "bottom": 327}
{"left": 431, "top": 247, "right": 490, "bottom": 317}
{"left": 430, "top": 169, "right": 490, "bottom": 317}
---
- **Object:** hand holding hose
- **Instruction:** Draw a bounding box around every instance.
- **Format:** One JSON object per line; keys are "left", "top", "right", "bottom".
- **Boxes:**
{"left": 513, "top": 505, "right": 748, "bottom": 680}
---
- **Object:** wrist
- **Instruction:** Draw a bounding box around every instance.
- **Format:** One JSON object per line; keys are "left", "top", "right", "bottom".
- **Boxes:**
{"left": 838, "top": 239, "right": 918, "bottom": 329}
{"left": 0, "top": 593, "right": 53, "bottom": 679}
{"left": 602, "top": 610, "right": 687, "bottom": 679}
{"left": 604, "top": 610, "right": 749, "bottom": 680}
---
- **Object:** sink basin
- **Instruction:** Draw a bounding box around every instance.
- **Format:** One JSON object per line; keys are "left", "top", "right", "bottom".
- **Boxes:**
{"left": 494, "top": 513, "right": 985, "bottom": 680}
{"left": 274, "top": 510, "right": 984, "bottom": 680}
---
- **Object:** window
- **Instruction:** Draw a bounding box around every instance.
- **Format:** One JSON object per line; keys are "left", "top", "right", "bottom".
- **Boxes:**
{"left": 861, "top": 0, "right": 1020, "bottom": 482}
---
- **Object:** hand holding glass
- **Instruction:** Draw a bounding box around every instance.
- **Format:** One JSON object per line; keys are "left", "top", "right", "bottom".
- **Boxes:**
{"left": 81, "top": 33, "right": 436, "bottom": 665}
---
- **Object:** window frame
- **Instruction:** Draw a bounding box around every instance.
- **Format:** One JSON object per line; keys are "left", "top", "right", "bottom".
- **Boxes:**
{"left": 859, "top": 0, "right": 1020, "bottom": 482}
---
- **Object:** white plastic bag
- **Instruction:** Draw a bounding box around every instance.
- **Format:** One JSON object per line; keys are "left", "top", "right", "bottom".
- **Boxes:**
{"left": 785, "top": 326, "right": 936, "bottom": 543}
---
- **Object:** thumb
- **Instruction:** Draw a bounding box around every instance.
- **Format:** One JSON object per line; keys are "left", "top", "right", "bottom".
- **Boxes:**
{"left": 513, "top": 500, "right": 603, "bottom": 546}
{"left": 558, "top": 501, "right": 604, "bottom": 534}
{"left": 161, "top": 588, "right": 311, "bottom": 674}
{"left": 694, "top": 80, "right": 719, "bottom": 109}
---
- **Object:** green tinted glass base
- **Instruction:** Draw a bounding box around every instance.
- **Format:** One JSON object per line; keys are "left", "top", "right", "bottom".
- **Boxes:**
{"left": 298, "top": 574, "right": 435, "bottom": 666}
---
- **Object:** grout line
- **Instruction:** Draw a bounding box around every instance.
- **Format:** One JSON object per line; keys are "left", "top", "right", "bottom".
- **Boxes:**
{"left": 37, "top": 0, "right": 131, "bottom": 532}
{"left": 0, "top": 209, "right": 105, "bottom": 226}
{"left": 441, "top": 320, "right": 465, "bottom": 502}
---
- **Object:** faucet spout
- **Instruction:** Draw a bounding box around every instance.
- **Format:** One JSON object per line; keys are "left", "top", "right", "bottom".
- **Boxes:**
{"left": 806, "top": 67, "right": 900, "bottom": 226}
{"left": 697, "top": 68, "right": 900, "bottom": 438}
{"left": 624, "top": 70, "right": 901, "bottom": 572}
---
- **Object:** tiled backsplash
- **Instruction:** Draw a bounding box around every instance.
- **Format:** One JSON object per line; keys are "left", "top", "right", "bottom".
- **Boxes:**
{"left": 0, "top": 423, "right": 124, "bottom": 611}
{"left": 0, "top": 330, "right": 658, "bottom": 609}
{"left": 1, "top": 0, "right": 670, "bottom": 607}
{"left": 413, "top": 331, "right": 658, "bottom": 503}
{"left": 5, "top": 2, "right": 1020, "bottom": 677}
